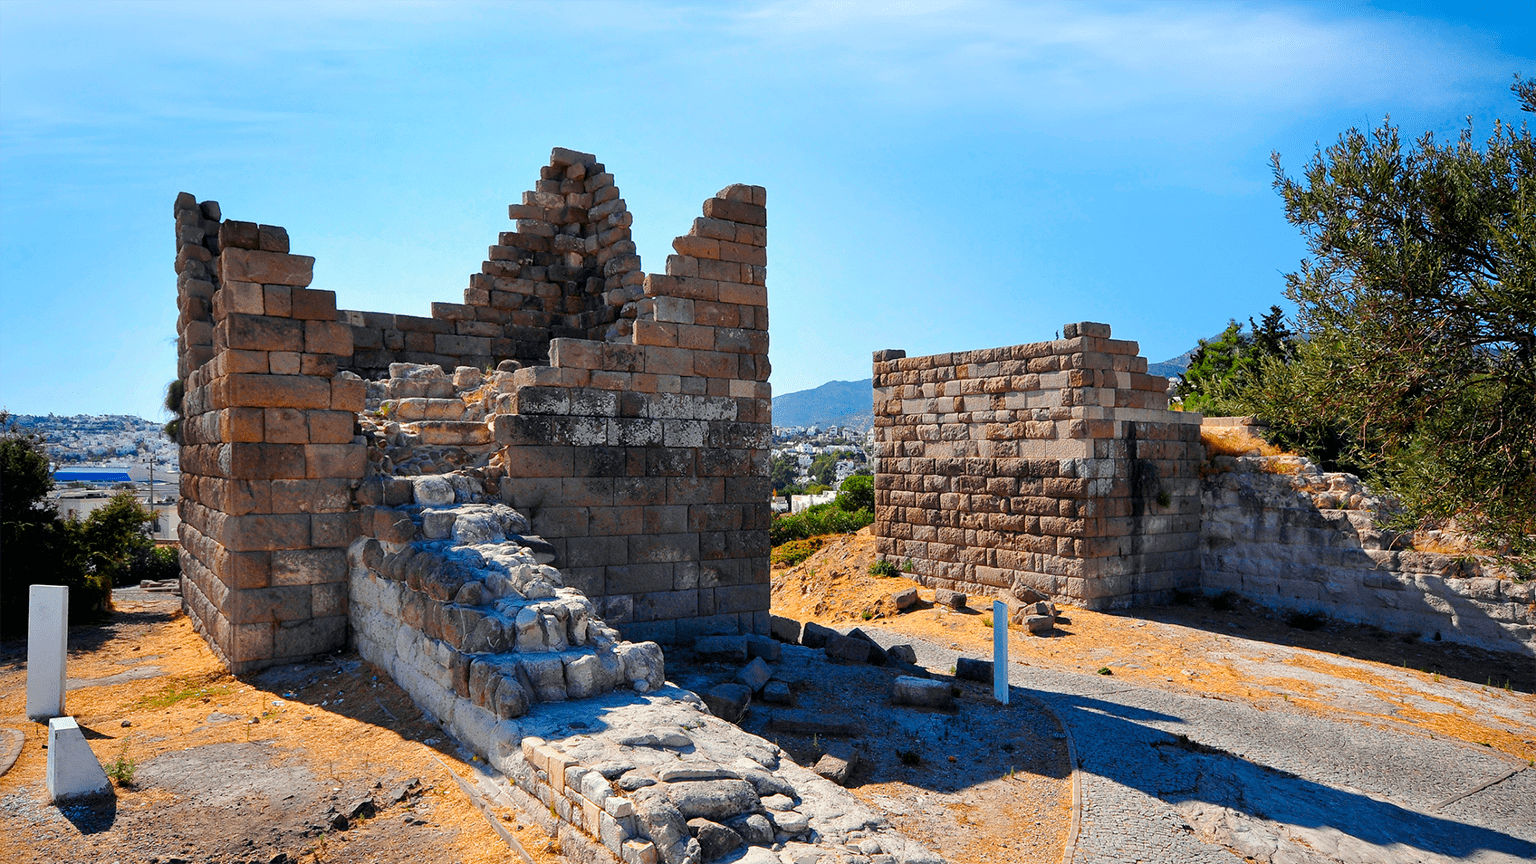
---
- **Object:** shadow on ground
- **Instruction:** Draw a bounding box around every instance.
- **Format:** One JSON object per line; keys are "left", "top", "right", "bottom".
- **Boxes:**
{"left": 1115, "top": 593, "right": 1535, "bottom": 694}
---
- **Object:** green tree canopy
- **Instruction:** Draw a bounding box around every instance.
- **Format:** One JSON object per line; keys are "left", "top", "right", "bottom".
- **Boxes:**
{"left": 835, "top": 474, "right": 874, "bottom": 513}
{"left": 770, "top": 453, "right": 800, "bottom": 494}
{"left": 1176, "top": 306, "right": 1296, "bottom": 414}
{"left": 0, "top": 413, "right": 56, "bottom": 525}
{"left": 1243, "top": 74, "right": 1535, "bottom": 555}
{"left": 0, "top": 415, "right": 112, "bottom": 635}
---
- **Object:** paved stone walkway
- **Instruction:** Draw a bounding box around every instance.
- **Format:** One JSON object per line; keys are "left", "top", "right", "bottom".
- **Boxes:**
{"left": 871, "top": 628, "right": 1536, "bottom": 864}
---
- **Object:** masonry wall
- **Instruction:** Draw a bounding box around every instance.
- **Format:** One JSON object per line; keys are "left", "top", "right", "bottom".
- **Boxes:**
{"left": 173, "top": 198, "right": 367, "bottom": 672}
{"left": 174, "top": 148, "right": 771, "bottom": 672}
{"left": 340, "top": 147, "right": 644, "bottom": 378}
{"left": 490, "top": 181, "right": 774, "bottom": 645}
{"left": 1200, "top": 431, "right": 1536, "bottom": 656}
{"left": 871, "top": 321, "right": 1204, "bottom": 610}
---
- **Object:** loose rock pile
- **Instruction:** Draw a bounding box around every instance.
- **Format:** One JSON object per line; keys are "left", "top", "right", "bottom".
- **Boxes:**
{"left": 502, "top": 685, "right": 946, "bottom": 864}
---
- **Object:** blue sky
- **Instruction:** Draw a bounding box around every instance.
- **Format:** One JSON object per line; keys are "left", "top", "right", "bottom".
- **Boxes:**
{"left": 1, "top": 1, "right": 1530, "bottom": 419}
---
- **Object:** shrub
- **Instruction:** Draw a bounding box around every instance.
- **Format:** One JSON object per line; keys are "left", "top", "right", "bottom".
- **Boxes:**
{"left": 868, "top": 558, "right": 898, "bottom": 578}
{"left": 769, "top": 504, "right": 873, "bottom": 546}
{"left": 105, "top": 741, "right": 136, "bottom": 788}
{"left": 771, "top": 537, "right": 826, "bottom": 568}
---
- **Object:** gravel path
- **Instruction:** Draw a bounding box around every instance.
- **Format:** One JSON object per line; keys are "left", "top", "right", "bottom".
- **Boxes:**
{"left": 869, "top": 628, "right": 1536, "bottom": 864}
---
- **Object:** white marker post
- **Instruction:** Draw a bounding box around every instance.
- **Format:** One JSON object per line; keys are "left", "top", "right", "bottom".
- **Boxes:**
{"left": 46, "top": 717, "right": 111, "bottom": 801}
{"left": 27, "top": 585, "right": 69, "bottom": 721}
{"left": 993, "top": 599, "right": 1009, "bottom": 705}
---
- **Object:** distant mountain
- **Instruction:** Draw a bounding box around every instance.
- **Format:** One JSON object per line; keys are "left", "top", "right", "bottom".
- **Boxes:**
{"left": 772, "top": 379, "right": 873, "bottom": 430}
{"left": 1148, "top": 347, "right": 1197, "bottom": 379}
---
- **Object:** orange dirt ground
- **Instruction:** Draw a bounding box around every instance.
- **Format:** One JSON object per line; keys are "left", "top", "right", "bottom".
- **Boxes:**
{"left": 0, "top": 593, "right": 562, "bottom": 864}
{"left": 774, "top": 527, "right": 1536, "bottom": 767}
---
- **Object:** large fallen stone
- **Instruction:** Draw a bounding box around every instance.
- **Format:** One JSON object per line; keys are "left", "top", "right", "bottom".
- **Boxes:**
{"left": 734, "top": 658, "right": 772, "bottom": 693}
{"left": 633, "top": 788, "right": 701, "bottom": 864}
{"left": 934, "top": 588, "right": 967, "bottom": 609}
{"left": 768, "top": 709, "right": 860, "bottom": 737}
{"left": 688, "top": 818, "right": 743, "bottom": 861}
{"left": 761, "top": 680, "right": 793, "bottom": 705}
{"left": 703, "top": 683, "right": 751, "bottom": 722}
{"left": 665, "top": 778, "right": 760, "bottom": 820}
{"left": 771, "top": 809, "right": 810, "bottom": 836}
{"left": 799, "top": 621, "right": 835, "bottom": 649}
{"left": 823, "top": 633, "right": 870, "bottom": 664}
{"left": 886, "top": 644, "right": 918, "bottom": 665}
{"left": 658, "top": 763, "right": 739, "bottom": 783}
{"left": 770, "top": 615, "right": 802, "bottom": 644}
{"left": 955, "top": 657, "right": 992, "bottom": 682}
{"left": 812, "top": 744, "right": 860, "bottom": 786}
{"left": 1025, "top": 614, "right": 1055, "bottom": 635}
{"left": 744, "top": 634, "right": 781, "bottom": 662}
{"left": 738, "top": 768, "right": 796, "bottom": 799}
{"left": 728, "top": 812, "right": 775, "bottom": 846}
{"left": 845, "top": 628, "right": 888, "bottom": 666}
{"left": 892, "top": 587, "right": 919, "bottom": 610}
{"left": 893, "top": 676, "right": 953, "bottom": 708}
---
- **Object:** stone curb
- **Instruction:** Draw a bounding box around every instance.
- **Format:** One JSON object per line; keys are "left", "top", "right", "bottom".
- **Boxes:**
{"left": 0, "top": 728, "right": 23, "bottom": 778}
{"left": 1015, "top": 688, "right": 1082, "bottom": 864}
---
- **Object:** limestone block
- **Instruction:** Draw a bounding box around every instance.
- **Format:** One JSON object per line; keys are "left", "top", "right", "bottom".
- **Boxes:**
{"left": 220, "top": 247, "right": 315, "bottom": 287}
{"left": 46, "top": 717, "right": 111, "bottom": 802}
{"left": 734, "top": 657, "right": 772, "bottom": 693}
{"left": 414, "top": 476, "right": 456, "bottom": 507}
{"left": 26, "top": 585, "right": 68, "bottom": 720}
{"left": 893, "top": 676, "right": 953, "bottom": 708}
{"left": 823, "top": 633, "right": 870, "bottom": 664}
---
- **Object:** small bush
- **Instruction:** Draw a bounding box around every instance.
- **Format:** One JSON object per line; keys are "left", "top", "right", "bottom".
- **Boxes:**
{"left": 105, "top": 741, "right": 136, "bottom": 788}
{"left": 835, "top": 475, "right": 875, "bottom": 513}
{"left": 772, "top": 537, "right": 826, "bottom": 568}
{"left": 868, "top": 559, "right": 898, "bottom": 578}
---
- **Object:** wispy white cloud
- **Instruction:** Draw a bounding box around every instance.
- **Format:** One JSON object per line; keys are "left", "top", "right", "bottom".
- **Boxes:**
{"left": 725, "top": 1, "right": 1519, "bottom": 115}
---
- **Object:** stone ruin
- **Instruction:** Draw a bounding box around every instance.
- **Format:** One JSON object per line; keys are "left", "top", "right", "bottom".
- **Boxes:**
{"left": 173, "top": 146, "right": 773, "bottom": 675}
{"left": 871, "top": 322, "right": 1204, "bottom": 611}
{"left": 170, "top": 149, "right": 951, "bottom": 864}
{"left": 872, "top": 330, "right": 1534, "bottom": 654}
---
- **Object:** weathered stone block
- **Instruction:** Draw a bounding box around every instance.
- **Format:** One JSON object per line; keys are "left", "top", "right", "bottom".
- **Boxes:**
{"left": 221, "top": 247, "right": 315, "bottom": 287}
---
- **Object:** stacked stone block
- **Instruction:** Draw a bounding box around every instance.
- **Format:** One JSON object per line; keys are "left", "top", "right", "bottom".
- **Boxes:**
{"left": 342, "top": 148, "right": 643, "bottom": 378}
{"left": 491, "top": 184, "right": 773, "bottom": 644}
{"left": 872, "top": 321, "right": 1203, "bottom": 610}
{"left": 175, "top": 209, "right": 367, "bottom": 672}
{"left": 173, "top": 193, "right": 221, "bottom": 379}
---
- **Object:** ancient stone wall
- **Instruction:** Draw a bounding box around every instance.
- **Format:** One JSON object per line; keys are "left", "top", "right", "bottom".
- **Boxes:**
{"left": 173, "top": 148, "right": 771, "bottom": 673}
{"left": 1200, "top": 432, "right": 1535, "bottom": 655}
{"left": 174, "top": 197, "right": 367, "bottom": 672}
{"left": 341, "top": 147, "right": 643, "bottom": 378}
{"left": 490, "top": 180, "right": 773, "bottom": 645}
{"left": 871, "top": 322, "right": 1203, "bottom": 610}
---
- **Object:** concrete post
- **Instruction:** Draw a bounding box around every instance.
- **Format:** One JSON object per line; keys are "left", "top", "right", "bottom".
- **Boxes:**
{"left": 46, "top": 716, "right": 111, "bottom": 801}
{"left": 993, "top": 599, "right": 1009, "bottom": 705}
{"left": 27, "top": 585, "right": 68, "bottom": 721}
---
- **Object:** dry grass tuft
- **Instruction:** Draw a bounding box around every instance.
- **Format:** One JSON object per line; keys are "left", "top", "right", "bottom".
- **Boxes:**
{"left": 1201, "top": 426, "right": 1286, "bottom": 459}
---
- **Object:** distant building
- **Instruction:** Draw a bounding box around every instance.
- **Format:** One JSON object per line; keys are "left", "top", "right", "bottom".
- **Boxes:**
{"left": 790, "top": 491, "right": 837, "bottom": 513}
